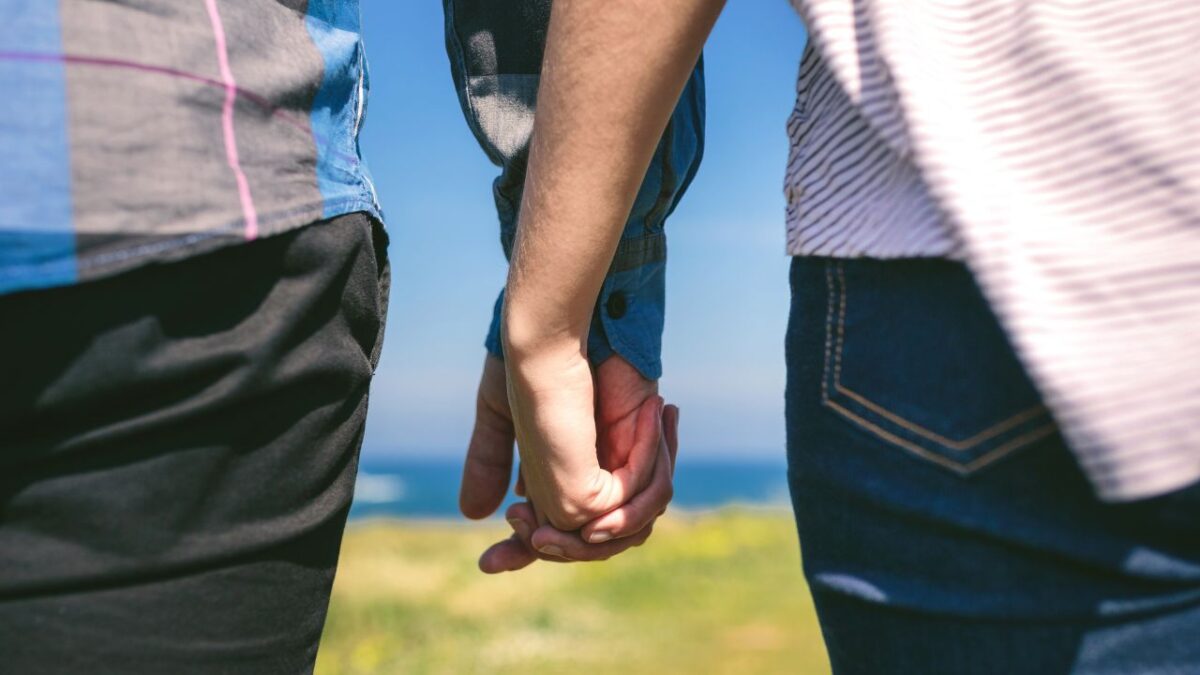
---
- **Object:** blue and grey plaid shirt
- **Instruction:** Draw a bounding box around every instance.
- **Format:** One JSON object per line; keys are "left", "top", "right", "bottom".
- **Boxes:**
{"left": 2, "top": 0, "right": 702, "bottom": 382}
{"left": 0, "top": 0, "right": 381, "bottom": 296}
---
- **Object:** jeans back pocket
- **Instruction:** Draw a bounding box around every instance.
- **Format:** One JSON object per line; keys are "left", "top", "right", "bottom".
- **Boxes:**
{"left": 821, "top": 260, "right": 1057, "bottom": 474}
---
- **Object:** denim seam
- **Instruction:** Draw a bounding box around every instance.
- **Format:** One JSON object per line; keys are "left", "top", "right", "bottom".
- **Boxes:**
{"left": 820, "top": 260, "right": 1055, "bottom": 474}
{"left": 824, "top": 398, "right": 1058, "bottom": 475}
{"left": 642, "top": 117, "right": 676, "bottom": 235}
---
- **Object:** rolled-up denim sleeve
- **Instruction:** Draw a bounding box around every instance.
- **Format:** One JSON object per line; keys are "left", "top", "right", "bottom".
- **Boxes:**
{"left": 445, "top": 0, "right": 705, "bottom": 379}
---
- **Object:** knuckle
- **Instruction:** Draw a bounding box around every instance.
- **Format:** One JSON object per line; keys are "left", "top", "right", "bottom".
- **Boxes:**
{"left": 540, "top": 474, "right": 615, "bottom": 530}
{"left": 561, "top": 480, "right": 612, "bottom": 527}
{"left": 545, "top": 501, "right": 591, "bottom": 531}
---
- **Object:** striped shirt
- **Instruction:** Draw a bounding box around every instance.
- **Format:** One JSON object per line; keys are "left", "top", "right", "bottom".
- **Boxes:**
{"left": 0, "top": 0, "right": 380, "bottom": 296}
{"left": 785, "top": 1, "right": 1200, "bottom": 501}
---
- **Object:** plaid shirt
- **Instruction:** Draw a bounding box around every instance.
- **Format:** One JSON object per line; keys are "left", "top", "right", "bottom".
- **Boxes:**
{"left": 0, "top": 0, "right": 381, "bottom": 296}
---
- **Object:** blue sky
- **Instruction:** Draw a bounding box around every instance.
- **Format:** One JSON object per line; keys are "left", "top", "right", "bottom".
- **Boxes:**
{"left": 361, "top": 1, "right": 807, "bottom": 461}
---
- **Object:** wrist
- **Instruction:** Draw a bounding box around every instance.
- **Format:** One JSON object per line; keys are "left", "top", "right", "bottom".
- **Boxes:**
{"left": 500, "top": 302, "right": 588, "bottom": 367}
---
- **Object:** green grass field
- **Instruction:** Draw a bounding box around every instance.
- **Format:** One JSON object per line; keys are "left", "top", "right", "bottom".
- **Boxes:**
{"left": 316, "top": 509, "right": 831, "bottom": 675}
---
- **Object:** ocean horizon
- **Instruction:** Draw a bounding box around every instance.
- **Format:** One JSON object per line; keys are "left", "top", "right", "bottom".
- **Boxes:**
{"left": 349, "top": 455, "right": 791, "bottom": 520}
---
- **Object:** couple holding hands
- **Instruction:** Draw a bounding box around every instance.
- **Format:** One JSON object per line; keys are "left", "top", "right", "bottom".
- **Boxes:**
{"left": 452, "top": 1, "right": 1200, "bottom": 672}
{"left": 3, "top": 1, "right": 1198, "bottom": 673}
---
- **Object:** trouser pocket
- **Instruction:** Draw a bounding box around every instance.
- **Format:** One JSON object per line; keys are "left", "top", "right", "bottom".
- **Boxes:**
{"left": 818, "top": 259, "right": 1056, "bottom": 474}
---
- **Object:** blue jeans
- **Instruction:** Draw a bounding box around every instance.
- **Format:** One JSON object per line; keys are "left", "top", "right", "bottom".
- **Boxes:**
{"left": 785, "top": 258, "right": 1200, "bottom": 674}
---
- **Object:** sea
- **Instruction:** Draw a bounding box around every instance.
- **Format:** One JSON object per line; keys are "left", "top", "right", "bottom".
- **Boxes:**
{"left": 349, "top": 457, "right": 791, "bottom": 520}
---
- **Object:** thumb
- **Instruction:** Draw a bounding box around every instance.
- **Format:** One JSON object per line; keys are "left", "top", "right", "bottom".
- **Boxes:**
{"left": 460, "top": 356, "right": 515, "bottom": 519}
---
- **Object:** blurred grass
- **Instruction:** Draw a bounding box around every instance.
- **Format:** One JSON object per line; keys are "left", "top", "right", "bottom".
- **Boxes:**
{"left": 316, "top": 509, "right": 830, "bottom": 675}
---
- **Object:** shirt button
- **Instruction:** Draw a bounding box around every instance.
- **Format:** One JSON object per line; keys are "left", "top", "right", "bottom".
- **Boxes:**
{"left": 606, "top": 291, "right": 627, "bottom": 320}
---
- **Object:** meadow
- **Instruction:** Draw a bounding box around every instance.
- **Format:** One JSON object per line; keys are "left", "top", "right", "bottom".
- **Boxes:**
{"left": 316, "top": 509, "right": 831, "bottom": 674}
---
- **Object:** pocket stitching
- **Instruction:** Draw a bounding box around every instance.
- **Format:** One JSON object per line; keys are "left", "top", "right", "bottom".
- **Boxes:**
{"left": 821, "top": 261, "right": 1055, "bottom": 474}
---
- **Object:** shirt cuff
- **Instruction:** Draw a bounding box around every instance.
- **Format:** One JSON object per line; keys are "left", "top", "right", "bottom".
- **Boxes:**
{"left": 484, "top": 232, "right": 666, "bottom": 380}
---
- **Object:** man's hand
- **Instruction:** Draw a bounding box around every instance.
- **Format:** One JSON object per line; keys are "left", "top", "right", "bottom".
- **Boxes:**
{"left": 459, "top": 355, "right": 518, "bottom": 521}
{"left": 459, "top": 354, "right": 678, "bottom": 573}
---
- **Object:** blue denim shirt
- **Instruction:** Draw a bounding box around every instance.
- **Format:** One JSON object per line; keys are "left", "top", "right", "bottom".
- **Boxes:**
{"left": 443, "top": 0, "right": 705, "bottom": 379}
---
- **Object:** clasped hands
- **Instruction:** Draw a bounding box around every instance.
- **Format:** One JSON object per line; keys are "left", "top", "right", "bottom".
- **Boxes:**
{"left": 460, "top": 353, "right": 678, "bottom": 573}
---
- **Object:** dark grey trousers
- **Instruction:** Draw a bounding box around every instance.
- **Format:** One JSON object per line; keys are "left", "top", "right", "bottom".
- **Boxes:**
{"left": 0, "top": 213, "right": 389, "bottom": 674}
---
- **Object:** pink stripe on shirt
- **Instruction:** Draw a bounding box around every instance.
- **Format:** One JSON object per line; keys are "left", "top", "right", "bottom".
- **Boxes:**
{"left": 203, "top": 0, "right": 258, "bottom": 240}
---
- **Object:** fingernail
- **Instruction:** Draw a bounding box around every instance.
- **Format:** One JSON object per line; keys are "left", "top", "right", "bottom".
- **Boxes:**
{"left": 537, "top": 544, "right": 566, "bottom": 558}
{"left": 507, "top": 517, "right": 530, "bottom": 538}
{"left": 588, "top": 531, "right": 613, "bottom": 544}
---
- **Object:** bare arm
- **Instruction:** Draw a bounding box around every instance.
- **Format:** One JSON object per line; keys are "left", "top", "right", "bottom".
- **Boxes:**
{"left": 502, "top": 0, "right": 724, "bottom": 528}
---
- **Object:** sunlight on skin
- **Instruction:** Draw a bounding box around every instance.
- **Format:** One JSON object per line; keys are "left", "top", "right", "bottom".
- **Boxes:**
{"left": 498, "top": 0, "right": 724, "bottom": 537}
{"left": 459, "top": 355, "right": 679, "bottom": 573}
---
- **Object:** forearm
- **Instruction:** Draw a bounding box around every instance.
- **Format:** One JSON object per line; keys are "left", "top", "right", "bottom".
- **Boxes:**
{"left": 502, "top": 0, "right": 724, "bottom": 364}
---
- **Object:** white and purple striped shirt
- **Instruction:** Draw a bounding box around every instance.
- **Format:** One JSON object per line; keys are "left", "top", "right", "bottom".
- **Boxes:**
{"left": 785, "top": 0, "right": 1200, "bottom": 501}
